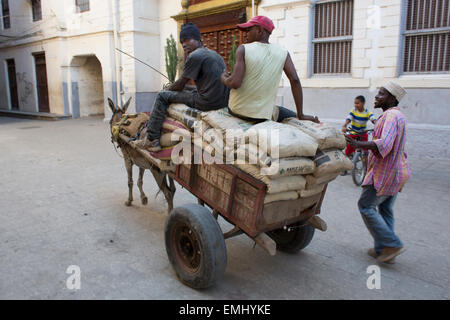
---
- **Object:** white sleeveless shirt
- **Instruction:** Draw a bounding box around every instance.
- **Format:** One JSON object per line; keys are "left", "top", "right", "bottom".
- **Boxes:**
{"left": 228, "top": 42, "right": 288, "bottom": 120}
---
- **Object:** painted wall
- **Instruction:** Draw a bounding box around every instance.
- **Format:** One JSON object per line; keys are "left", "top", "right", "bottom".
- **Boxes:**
{"left": 1, "top": 0, "right": 448, "bottom": 125}
{"left": 258, "top": 0, "right": 450, "bottom": 125}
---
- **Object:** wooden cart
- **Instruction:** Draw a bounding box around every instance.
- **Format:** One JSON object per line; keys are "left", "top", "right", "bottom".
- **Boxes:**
{"left": 121, "top": 135, "right": 327, "bottom": 289}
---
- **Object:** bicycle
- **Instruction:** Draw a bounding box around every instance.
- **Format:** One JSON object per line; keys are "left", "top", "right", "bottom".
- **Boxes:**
{"left": 345, "top": 128, "right": 374, "bottom": 186}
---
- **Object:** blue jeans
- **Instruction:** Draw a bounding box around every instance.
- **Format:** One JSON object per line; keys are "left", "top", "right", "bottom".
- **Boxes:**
{"left": 147, "top": 90, "right": 196, "bottom": 140}
{"left": 358, "top": 185, "right": 403, "bottom": 254}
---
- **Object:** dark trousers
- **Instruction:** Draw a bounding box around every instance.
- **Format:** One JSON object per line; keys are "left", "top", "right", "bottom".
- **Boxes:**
{"left": 228, "top": 106, "right": 297, "bottom": 123}
{"left": 147, "top": 90, "right": 196, "bottom": 140}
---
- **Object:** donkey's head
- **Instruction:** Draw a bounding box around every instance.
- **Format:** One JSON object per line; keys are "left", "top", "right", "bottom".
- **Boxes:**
{"left": 108, "top": 97, "right": 131, "bottom": 126}
{"left": 108, "top": 97, "right": 132, "bottom": 141}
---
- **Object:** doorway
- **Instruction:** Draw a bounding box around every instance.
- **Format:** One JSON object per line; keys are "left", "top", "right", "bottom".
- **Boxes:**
{"left": 33, "top": 52, "right": 50, "bottom": 113}
{"left": 70, "top": 55, "right": 104, "bottom": 117}
{"left": 6, "top": 59, "right": 19, "bottom": 110}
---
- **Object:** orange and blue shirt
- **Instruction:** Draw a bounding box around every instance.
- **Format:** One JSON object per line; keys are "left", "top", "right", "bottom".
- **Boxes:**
{"left": 347, "top": 109, "right": 374, "bottom": 134}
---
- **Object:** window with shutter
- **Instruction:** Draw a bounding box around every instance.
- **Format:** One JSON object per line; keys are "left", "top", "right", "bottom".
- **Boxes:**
{"left": 75, "top": 0, "right": 90, "bottom": 13}
{"left": 402, "top": 0, "right": 450, "bottom": 73}
{"left": 312, "top": 0, "right": 353, "bottom": 74}
{"left": 32, "top": 0, "right": 42, "bottom": 22}
{"left": 1, "top": 0, "right": 10, "bottom": 29}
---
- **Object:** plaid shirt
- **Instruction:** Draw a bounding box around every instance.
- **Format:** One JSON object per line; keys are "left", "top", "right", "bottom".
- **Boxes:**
{"left": 363, "top": 107, "right": 411, "bottom": 196}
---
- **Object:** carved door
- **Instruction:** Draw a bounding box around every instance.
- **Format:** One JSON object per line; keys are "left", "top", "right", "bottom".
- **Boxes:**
{"left": 186, "top": 7, "right": 248, "bottom": 70}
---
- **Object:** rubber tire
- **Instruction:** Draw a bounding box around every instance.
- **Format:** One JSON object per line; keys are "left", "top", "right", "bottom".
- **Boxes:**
{"left": 165, "top": 203, "right": 227, "bottom": 289}
{"left": 267, "top": 222, "right": 315, "bottom": 254}
{"left": 352, "top": 151, "right": 366, "bottom": 186}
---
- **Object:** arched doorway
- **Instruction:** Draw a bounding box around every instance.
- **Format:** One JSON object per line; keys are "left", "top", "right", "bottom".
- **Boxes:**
{"left": 70, "top": 55, "right": 104, "bottom": 117}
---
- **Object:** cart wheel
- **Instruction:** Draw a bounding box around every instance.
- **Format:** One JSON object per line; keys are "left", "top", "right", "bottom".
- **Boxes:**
{"left": 267, "top": 222, "right": 315, "bottom": 254}
{"left": 165, "top": 203, "right": 227, "bottom": 289}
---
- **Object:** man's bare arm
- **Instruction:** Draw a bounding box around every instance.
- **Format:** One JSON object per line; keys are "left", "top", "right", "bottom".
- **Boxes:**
{"left": 283, "top": 53, "right": 319, "bottom": 123}
{"left": 221, "top": 45, "right": 246, "bottom": 89}
{"left": 168, "top": 77, "right": 190, "bottom": 91}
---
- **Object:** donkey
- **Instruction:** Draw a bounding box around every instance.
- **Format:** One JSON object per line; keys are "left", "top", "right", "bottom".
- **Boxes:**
{"left": 108, "top": 97, "right": 176, "bottom": 212}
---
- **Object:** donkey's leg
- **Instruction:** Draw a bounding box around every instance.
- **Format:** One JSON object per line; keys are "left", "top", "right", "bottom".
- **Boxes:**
{"left": 167, "top": 177, "right": 176, "bottom": 213}
{"left": 124, "top": 158, "right": 133, "bottom": 206}
{"left": 150, "top": 169, "right": 175, "bottom": 213}
{"left": 137, "top": 167, "right": 148, "bottom": 205}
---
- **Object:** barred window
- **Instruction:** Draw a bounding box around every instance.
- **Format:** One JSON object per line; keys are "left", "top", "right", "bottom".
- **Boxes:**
{"left": 32, "top": 0, "right": 42, "bottom": 22}
{"left": 76, "top": 0, "right": 90, "bottom": 13}
{"left": 403, "top": 0, "right": 450, "bottom": 73}
{"left": 1, "top": 0, "right": 10, "bottom": 29}
{"left": 312, "top": 0, "right": 353, "bottom": 74}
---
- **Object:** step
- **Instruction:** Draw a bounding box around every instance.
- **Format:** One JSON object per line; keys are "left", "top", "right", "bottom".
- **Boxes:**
{"left": 0, "top": 110, "right": 72, "bottom": 121}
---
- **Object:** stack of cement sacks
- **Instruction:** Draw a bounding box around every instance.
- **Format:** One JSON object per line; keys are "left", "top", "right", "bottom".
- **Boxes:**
{"left": 164, "top": 105, "right": 353, "bottom": 204}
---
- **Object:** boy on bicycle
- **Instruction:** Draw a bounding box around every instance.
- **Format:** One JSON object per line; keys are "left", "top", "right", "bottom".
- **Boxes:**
{"left": 342, "top": 95, "right": 375, "bottom": 157}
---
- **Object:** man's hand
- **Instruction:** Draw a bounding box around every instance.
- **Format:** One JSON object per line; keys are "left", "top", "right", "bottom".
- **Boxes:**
{"left": 221, "top": 69, "right": 231, "bottom": 85}
{"left": 299, "top": 114, "right": 320, "bottom": 123}
{"left": 345, "top": 135, "right": 358, "bottom": 148}
{"left": 341, "top": 126, "right": 347, "bottom": 134}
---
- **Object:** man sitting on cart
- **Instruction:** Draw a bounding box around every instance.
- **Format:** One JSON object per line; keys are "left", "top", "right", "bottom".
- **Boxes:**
{"left": 221, "top": 15, "right": 319, "bottom": 124}
{"left": 141, "top": 23, "right": 230, "bottom": 151}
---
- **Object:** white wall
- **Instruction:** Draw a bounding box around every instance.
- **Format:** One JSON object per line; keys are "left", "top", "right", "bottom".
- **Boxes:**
{"left": 258, "top": 0, "right": 450, "bottom": 125}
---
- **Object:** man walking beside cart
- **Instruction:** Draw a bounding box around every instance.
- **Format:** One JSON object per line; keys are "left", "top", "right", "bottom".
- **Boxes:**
{"left": 345, "top": 81, "right": 410, "bottom": 263}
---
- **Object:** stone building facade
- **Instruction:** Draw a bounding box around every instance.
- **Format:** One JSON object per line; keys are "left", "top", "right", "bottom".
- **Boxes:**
{"left": 0, "top": 0, "right": 449, "bottom": 126}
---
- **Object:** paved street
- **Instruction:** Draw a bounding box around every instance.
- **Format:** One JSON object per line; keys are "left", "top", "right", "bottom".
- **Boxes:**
{"left": 0, "top": 115, "right": 449, "bottom": 300}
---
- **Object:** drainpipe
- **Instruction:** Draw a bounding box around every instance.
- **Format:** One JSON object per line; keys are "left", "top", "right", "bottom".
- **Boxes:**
{"left": 252, "top": 0, "right": 255, "bottom": 16}
{"left": 111, "top": 0, "right": 121, "bottom": 107}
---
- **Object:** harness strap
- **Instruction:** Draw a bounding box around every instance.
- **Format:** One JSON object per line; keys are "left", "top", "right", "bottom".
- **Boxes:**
{"left": 111, "top": 115, "right": 129, "bottom": 142}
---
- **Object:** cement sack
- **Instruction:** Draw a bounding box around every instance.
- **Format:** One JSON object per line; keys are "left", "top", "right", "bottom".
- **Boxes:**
{"left": 178, "top": 114, "right": 197, "bottom": 130}
{"left": 234, "top": 164, "right": 306, "bottom": 194}
{"left": 202, "top": 108, "right": 254, "bottom": 138}
{"left": 298, "top": 185, "right": 325, "bottom": 198}
{"left": 283, "top": 118, "right": 346, "bottom": 150}
{"left": 305, "top": 173, "right": 338, "bottom": 189}
{"left": 160, "top": 132, "right": 183, "bottom": 147}
{"left": 243, "top": 121, "right": 318, "bottom": 158}
{"left": 203, "top": 128, "right": 237, "bottom": 148}
{"left": 264, "top": 157, "right": 315, "bottom": 179}
{"left": 264, "top": 191, "right": 298, "bottom": 204}
{"left": 162, "top": 117, "right": 190, "bottom": 135}
{"left": 167, "top": 103, "right": 202, "bottom": 120}
{"left": 313, "top": 149, "right": 353, "bottom": 177}
{"left": 235, "top": 143, "right": 272, "bottom": 167}
{"left": 202, "top": 128, "right": 234, "bottom": 159}
{"left": 192, "top": 120, "right": 211, "bottom": 139}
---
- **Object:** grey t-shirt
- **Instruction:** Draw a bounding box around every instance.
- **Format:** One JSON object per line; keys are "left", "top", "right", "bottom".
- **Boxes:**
{"left": 182, "top": 47, "right": 230, "bottom": 111}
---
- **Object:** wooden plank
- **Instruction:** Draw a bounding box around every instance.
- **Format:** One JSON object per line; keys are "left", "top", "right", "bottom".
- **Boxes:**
{"left": 259, "top": 192, "right": 323, "bottom": 228}
{"left": 195, "top": 175, "right": 230, "bottom": 213}
{"left": 253, "top": 233, "right": 276, "bottom": 256}
{"left": 196, "top": 164, "right": 233, "bottom": 195}
{"left": 232, "top": 178, "right": 258, "bottom": 211}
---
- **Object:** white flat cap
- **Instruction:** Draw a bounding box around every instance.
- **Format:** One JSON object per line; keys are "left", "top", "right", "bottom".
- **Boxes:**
{"left": 383, "top": 81, "right": 407, "bottom": 102}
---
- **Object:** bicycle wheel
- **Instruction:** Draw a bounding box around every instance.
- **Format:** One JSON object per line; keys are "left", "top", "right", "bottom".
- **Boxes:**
{"left": 352, "top": 151, "right": 366, "bottom": 186}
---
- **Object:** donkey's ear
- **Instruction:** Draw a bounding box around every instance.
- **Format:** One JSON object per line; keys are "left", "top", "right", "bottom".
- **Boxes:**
{"left": 107, "top": 98, "right": 116, "bottom": 113}
{"left": 122, "top": 97, "right": 132, "bottom": 113}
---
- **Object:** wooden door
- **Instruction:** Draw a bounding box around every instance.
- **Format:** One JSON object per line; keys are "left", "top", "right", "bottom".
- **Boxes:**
{"left": 6, "top": 59, "right": 19, "bottom": 110}
{"left": 187, "top": 8, "right": 248, "bottom": 70}
{"left": 34, "top": 53, "right": 50, "bottom": 113}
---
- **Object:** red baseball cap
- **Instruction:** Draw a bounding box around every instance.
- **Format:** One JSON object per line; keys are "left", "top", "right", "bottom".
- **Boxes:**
{"left": 237, "top": 15, "right": 275, "bottom": 34}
